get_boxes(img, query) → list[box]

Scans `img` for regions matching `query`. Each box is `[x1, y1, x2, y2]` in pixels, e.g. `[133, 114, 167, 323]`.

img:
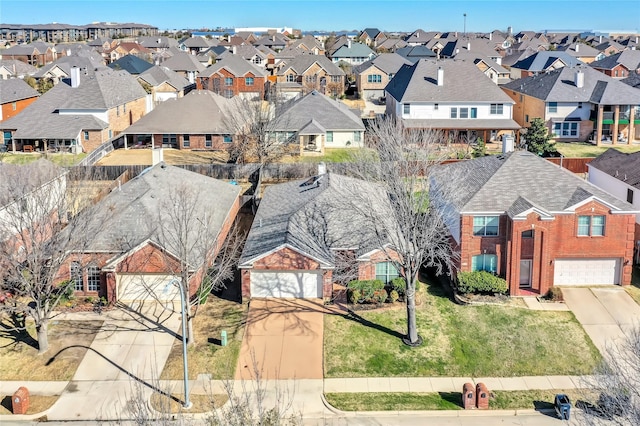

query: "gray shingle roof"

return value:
[385, 59, 514, 103]
[589, 148, 640, 189]
[239, 173, 388, 267]
[511, 51, 583, 72]
[32, 56, 106, 78]
[161, 52, 206, 72]
[276, 55, 344, 76]
[0, 78, 39, 104]
[74, 163, 241, 267]
[503, 64, 640, 105]
[433, 151, 635, 214]
[0, 59, 37, 76]
[198, 54, 267, 78]
[137, 65, 191, 90]
[353, 53, 412, 75]
[273, 91, 364, 132]
[590, 50, 640, 71]
[331, 42, 376, 59]
[122, 90, 232, 134]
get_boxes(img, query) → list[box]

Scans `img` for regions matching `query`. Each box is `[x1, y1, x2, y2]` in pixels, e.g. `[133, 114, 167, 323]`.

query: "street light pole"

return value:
[463, 13, 467, 39]
[167, 277, 192, 409]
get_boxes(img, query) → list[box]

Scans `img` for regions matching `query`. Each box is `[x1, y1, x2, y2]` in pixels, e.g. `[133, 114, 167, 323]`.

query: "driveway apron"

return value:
[236, 298, 326, 380]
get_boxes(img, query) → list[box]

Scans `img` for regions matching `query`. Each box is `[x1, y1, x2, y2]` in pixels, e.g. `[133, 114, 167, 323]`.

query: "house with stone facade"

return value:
[354, 53, 411, 100]
[239, 171, 395, 300]
[431, 151, 638, 296]
[0, 66, 148, 153]
[275, 55, 345, 98]
[502, 64, 640, 145]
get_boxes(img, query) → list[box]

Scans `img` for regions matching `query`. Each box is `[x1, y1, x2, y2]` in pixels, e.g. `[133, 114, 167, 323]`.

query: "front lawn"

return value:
[555, 142, 640, 158]
[160, 295, 247, 380]
[325, 389, 593, 411]
[324, 282, 601, 377]
[625, 266, 640, 306]
[0, 152, 87, 166]
[0, 319, 103, 381]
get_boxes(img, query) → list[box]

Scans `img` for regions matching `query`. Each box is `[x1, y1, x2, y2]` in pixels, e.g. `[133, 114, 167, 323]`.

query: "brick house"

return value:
[1, 42, 55, 66]
[590, 50, 640, 79]
[0, 66, 147, 153]
[118, 90, 235, 150]
[239, 172, 397, 300]
[502, 64, 640, 145]
[430, 151, 638, 296]
[196, 55, 268, 98]
[0, 78, 39, 123]
[275, 55, 346, 98]
[354, 53, 411, 100]
[55, 163, 241, 303]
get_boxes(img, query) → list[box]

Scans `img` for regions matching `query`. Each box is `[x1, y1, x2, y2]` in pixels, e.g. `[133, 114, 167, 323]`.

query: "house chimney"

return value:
[347, 39, 352, 48]
[232, 45, 237, 54]
[70, 66, 81, 88]
[467, 42, 471, 51]
[489, 32, 492, 41]
[152, 147, 164, 166]
[318, 161, 326, 176]
[66, 48, 71, 56]
[437, 66, 444, 86]
[575, 70, 584, 88]
[575, 43, 579, 53]
[599, 35, 603, 43]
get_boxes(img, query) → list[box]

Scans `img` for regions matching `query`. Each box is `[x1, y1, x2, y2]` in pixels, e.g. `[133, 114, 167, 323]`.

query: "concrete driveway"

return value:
[236, 298, 327, 380]
[47, 302, 181, 421]
[562, 287, 640, 357]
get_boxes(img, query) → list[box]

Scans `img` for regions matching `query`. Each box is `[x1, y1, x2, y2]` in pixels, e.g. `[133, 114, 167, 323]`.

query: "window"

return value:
[577, 215, 605, 236]
[70, 261, 83, 291]
[87, 266, 100, 292]
[552, 122, 578, 138]
[83, 131, 89, 140]
[116, 105, 120, 116]
[162, 134, 177, 146]
[286, 74, 296, 83]
[245, 77, 254, 86]
[375, 262, 399, 284]
[123, 103, 126, 113]
[183, 134, 190, 148]
[525, 114, 529, 123]
[331, 75, 341, 83]
[627, 188, 634, 204]
[354, 131, 361, 142]
[305, 75, 317, 83]
[252, 56, 262, 65]
[434, 103, 439, 110]
[578, 102, 582, 109]
[522, 230, 534, 238]
[403, 103, 410, 115]
[548, 102, 558, 113]
[459, 107, 469, 119]
[205, 134, 212, 147]
[223, 135, 232, 143]
[470, 108, 477, 118]
[473, 216, 499, 236]
[367, 74, 382, 83]
[223, 89, 233, 98]
[326, 131, 333, 142]
[471, 254, 497, 273]
[490, 104, 504, 115]
[224, 77, 233, 86]
[12, 102, 17, 111]
[450, 107, 458, 118]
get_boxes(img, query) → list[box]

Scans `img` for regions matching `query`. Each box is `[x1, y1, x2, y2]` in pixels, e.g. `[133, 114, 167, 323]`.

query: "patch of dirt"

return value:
[0, 394, 59, 415]
[95, 148, 229, 166]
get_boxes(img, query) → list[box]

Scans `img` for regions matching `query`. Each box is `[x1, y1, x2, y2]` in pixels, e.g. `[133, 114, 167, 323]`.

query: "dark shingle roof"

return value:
[354, 53, 412, 75]
[433, 151, 635, 214]
[0, 78, 39, 104]
[589, 148, 640, 189]
[108, 54, 154, 74]
[511, 51, 583, 72]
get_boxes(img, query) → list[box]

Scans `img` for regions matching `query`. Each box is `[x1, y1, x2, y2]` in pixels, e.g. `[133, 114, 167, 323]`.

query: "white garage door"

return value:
[117, 274, 180, 302]
[250, 270, 322, 298]
[553, 259, 621, 286]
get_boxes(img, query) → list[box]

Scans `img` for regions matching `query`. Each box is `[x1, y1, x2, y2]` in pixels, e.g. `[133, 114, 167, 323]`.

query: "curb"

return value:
[0, 408, 51, 422]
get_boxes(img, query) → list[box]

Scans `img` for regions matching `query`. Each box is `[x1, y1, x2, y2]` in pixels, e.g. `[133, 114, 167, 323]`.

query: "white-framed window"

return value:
[252, 56, 262, 65]
[87, 265, 100, 292]
[490, 104, 504, 114]
[223, 89, 233, 98]
[375, 261, 399, 284]
[577, 215, 605, 236]
[367, 74, 382, 83]
[326, 131, 333, 142]
[12, 102, 17, 111]
[223, 135, 232, 143]
[331, 75, 341, 83]
[525, 114, 529, 123]
[224, 77, 233, 86]
[460, 108, 469, 119]
[286, 74, 296, 83]
[84, 131, 89, 140]
[245, 77, 254, 86]
[450, 107, 457, 118]
[183, 134, 190, 148]
[403, 103, 410, 115]
[123, 103, 127, 113]
[471, 254, 497, 273]
[434, 103, 439, 110]
[552, 122, 579, 138]
[116, 105, 120, 116]
[548, 102, 558, 113]
[354, 131, 361, 142]
[205, 134, 212, 147]
[473, 216, 499, 236]
[470, 107, 477, 118]
[162, 134, 177, 145]
[70, 261, 83, 291]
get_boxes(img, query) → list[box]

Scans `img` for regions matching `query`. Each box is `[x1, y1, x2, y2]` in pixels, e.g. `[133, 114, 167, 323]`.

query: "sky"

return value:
[2, 0, 639, 33]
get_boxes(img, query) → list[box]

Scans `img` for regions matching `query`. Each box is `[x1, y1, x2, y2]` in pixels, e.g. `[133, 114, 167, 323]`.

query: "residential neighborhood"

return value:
[1, 4, 640, 424]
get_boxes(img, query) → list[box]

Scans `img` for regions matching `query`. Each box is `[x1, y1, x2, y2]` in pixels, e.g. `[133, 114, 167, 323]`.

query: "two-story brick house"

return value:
[431, 151, 638, 296]
[502, 64, 640, 145]
[354, 53, 411, 100]
[590, 50, 640, 79]
[196, 55, 268, 98]
[385, 59, 520, 144]
[275, 55, 346, 98]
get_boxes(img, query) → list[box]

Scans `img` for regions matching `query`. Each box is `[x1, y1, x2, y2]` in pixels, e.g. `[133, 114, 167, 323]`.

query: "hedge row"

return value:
[457, 271, 508, 294]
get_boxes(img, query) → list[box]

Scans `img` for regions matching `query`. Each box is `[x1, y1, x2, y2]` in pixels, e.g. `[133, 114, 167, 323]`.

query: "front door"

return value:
[519, 260, 532, 288]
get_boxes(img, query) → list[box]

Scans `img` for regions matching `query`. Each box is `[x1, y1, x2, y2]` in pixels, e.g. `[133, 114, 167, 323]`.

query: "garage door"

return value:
[553, 259, 621, 286]
[250, 270, 322, 298]
[117, 274, 180, 302]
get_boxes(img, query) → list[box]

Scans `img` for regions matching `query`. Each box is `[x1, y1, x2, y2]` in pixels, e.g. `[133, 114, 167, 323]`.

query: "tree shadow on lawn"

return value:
[0, 315, 38, 350]
[341, 308, 405, 340]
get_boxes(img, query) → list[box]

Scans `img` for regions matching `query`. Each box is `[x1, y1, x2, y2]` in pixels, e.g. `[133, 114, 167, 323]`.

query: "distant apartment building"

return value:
[0, 22, 158, 43]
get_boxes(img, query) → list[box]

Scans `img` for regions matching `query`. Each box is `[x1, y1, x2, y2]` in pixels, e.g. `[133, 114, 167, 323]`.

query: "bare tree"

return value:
[578, 327, 640, 425]
[0, 160, 109, 353]
[154, 182, 244, 345]
[347, 118, 461, 346]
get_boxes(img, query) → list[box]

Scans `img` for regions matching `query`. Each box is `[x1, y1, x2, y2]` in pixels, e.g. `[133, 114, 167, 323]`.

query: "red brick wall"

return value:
[459, 203, 635, 295]
[55, 252, 115, 298]
[197, 69, 266, 97]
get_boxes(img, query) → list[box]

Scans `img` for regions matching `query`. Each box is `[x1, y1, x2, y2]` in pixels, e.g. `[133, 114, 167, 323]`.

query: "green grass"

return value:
[325, 390, 594, 411]
[298, 148, 361, 163]
[324, 282, 601, 378]
[554, 142, 640, 158]
[0, 152, 87, 166]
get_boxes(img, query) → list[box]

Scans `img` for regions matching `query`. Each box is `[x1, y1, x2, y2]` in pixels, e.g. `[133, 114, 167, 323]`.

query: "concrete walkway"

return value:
[562, 286, 640, 357]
